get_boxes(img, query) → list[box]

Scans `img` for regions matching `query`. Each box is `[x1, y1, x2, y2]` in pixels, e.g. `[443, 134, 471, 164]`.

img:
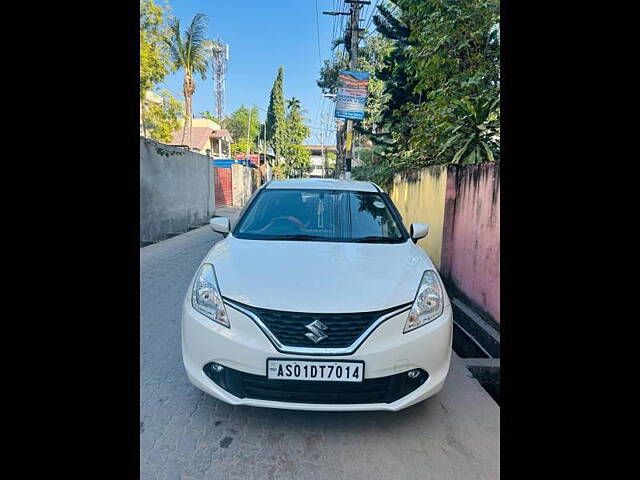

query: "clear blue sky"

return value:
[156, 0, 366, 144]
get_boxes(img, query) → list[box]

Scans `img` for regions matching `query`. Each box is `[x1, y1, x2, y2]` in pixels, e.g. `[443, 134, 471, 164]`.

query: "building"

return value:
[304, 145, 337, 178]
[169, 118, 233, 158]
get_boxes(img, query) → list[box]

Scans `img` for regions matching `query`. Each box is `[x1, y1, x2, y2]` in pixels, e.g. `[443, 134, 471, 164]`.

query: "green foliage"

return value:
[436, 95, 499, 164]
[352, 147, 396, 191]
[230, 138, 253, 156]
[165, 12, 209, 130]
[357, 36, 394, 132]
[281, 97, 312, 177]
[263, 70, 313, 177]
[272, 164, 287, 179]
[329, 0, 499, 185]
[316, 34, 393, 155]
[284, 98, 310, 145]
[283, 144, 312, 177]
[144, 90, 183, 142]
[166, 13, 209, 81]
[154, 146, 185, 157]
[266, 67, 287, 160]
[140, 0, 172, 99]
[317, 53, 348, 95]
[200, 110, 215, 120]
[398, 0, 500, 165]
[226, 106, 260, 150]
[325, 151, 337, 177]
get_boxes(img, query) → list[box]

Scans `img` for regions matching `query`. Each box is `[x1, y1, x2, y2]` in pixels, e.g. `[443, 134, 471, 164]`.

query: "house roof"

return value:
[211, 129, 233, 142]
[169, 126, 233, 151]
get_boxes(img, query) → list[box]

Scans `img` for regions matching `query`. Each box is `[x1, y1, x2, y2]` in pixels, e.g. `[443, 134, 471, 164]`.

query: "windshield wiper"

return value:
[268, 234, 332, 241]
[351, 236, 397, 243]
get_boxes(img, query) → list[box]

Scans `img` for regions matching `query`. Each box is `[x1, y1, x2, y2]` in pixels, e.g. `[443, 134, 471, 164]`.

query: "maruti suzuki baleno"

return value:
[182, 178, 452, 411]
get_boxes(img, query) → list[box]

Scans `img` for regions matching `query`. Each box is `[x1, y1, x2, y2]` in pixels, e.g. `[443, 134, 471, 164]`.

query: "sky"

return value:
[155, 0, 377, 145]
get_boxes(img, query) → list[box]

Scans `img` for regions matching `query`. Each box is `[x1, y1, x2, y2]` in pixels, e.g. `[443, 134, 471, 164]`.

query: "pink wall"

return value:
[441, 163, 500, 324]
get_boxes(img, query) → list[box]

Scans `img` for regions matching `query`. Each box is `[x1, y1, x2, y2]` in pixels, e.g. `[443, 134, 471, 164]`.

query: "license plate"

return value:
[267, 359, 364, 382]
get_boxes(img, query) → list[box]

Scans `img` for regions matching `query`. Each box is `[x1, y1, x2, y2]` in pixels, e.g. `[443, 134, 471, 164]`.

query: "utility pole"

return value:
[322, 8, 351, 180]
[245, 106, 253, 163]
[343, 0, 369, 180]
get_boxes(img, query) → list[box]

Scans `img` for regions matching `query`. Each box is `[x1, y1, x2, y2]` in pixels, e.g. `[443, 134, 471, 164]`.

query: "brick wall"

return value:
[215, 167, 232, 207]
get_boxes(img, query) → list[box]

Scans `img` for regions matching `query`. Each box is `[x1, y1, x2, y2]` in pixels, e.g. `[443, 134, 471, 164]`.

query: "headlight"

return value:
[191, 263, 230, 328]
[404, 270, 444, 333]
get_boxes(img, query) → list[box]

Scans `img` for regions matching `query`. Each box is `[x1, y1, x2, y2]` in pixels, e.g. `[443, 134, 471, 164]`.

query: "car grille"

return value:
[204, 363, 429, 404]
[230, 302, 410, 348]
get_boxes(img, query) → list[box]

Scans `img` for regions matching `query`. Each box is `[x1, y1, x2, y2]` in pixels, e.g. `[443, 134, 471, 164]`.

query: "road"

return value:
[140, 225, 500, 480]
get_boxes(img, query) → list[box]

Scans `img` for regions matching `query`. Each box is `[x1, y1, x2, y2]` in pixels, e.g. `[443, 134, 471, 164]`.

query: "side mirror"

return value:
[210, 217, 230, 235]
[410, 222, 429, 243]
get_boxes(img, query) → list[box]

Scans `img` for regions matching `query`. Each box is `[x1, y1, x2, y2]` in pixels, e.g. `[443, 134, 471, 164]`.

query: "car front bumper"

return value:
[181, 297, 453, 411]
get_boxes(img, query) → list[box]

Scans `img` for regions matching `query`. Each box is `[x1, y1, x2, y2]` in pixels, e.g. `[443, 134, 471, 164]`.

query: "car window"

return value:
[349, 192, 403, 240]
[234, 189, 407, 243]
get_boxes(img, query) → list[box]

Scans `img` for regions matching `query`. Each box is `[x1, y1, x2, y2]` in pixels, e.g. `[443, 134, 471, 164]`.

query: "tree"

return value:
[282, 97, 311, 177]
[166, 13, 209, 144]
[399, 0, 500, 165]
[284, 98, 308, 145]
[226, 105, 260, 151]
[367, 0, 420, 161]
[326, 151, 337, 176]
[199, 110, 214, 121]
[349, 0, 499, 185]
[284, 144, 312, 177]
[266, 67, 287, 163]
[140, 0, 171, 99]
[230, 138, 253, 156]
[143, 90, 183, 142]
[317, 34, 392, 175]
[286, 97, 301, 111]
[140, 0, 172, 136]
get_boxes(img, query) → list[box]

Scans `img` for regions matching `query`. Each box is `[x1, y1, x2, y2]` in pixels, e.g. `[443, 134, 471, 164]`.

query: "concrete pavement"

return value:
[140, 226, 500, 480]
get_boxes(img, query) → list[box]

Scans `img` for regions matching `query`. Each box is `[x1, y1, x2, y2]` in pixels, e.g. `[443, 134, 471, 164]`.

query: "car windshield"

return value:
[234, 189, 407, 243]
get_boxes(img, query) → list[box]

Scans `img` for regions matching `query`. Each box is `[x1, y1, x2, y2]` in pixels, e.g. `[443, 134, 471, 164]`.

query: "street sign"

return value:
[335, 70, 369, 121]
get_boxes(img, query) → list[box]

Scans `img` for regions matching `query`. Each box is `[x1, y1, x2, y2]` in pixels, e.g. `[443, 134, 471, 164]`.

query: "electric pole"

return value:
[245, 106, 253, 162]
[343, 0, 368, 180]
[322, 7, 350, 179]
[323, 2, 369, 179]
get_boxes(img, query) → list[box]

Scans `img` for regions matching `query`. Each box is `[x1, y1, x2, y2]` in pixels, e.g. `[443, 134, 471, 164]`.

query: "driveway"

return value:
[140, 226, 500, 480]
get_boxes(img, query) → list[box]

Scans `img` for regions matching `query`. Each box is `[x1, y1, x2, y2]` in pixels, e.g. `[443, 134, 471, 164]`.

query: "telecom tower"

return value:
[208, 41, 229, 125]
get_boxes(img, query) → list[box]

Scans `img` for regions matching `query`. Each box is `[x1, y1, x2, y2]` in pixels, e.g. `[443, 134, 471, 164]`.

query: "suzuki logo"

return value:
[305, 320, 328, 344]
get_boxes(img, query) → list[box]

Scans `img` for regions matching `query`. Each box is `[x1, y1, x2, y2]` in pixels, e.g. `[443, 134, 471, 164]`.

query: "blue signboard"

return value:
[335, 70, 370, 121]
[212, 159, 251, 169]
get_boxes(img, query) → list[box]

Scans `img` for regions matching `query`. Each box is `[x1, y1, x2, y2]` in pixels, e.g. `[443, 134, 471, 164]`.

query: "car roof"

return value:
[264, 178, 380, 192]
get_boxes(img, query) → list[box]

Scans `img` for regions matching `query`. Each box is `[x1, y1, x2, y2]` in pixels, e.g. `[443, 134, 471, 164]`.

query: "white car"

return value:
[182, 178, 452, 411]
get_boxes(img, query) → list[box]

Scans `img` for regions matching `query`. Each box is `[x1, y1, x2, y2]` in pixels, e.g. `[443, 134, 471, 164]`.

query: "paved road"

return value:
[140, 226, 500, 480]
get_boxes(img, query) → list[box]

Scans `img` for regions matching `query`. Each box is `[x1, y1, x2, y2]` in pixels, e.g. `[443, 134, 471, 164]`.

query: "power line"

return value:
[314, 0, 322, 68]
[364, 2, 398, 38]
[362, 0, 380, 34]
[252, 104, 334, 132]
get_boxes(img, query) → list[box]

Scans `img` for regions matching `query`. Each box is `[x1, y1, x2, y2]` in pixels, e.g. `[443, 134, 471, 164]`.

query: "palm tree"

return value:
[287, 97, 301, 112]
[166, 13, 209, 144]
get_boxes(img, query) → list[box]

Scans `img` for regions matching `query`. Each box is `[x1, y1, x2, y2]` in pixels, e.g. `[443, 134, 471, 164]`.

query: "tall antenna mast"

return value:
[208, 40, 228, 125]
